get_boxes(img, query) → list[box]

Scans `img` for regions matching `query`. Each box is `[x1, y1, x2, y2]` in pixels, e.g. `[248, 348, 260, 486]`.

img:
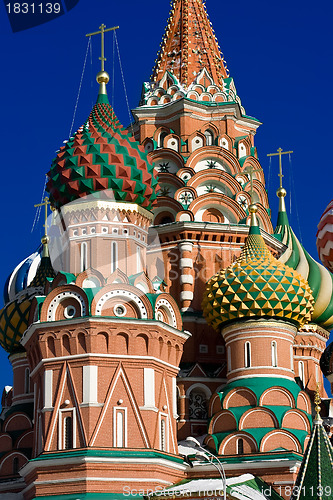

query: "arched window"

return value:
[237, 438, 244, 455]
[25, 368, 30, 394]
[298, 361, 305, 386]
[64, 416, 73, 449]
[271, 341, 277, 367]
[227, 346, 231, 372]
[245, 342, 251, 368]
[204, 129, 214, 146]
[189, 389, 208, 420]
[80, 242, 88, 272]
[111, 241, 118, 273]
[13, 457, 19, 475]
[160, 418, 166, 451]
[159, 131, 168, 148]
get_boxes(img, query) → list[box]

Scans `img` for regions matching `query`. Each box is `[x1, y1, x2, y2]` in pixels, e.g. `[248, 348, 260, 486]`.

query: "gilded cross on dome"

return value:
[86, 24, 119, 72]
[267, 147, 293, 189]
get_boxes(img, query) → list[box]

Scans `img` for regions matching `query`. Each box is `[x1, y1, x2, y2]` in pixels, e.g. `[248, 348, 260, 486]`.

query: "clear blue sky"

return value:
[0, 0, 332, 392]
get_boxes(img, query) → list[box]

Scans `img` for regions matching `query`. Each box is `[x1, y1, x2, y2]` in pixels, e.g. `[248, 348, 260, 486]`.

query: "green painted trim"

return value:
[29, 448, 184, 464]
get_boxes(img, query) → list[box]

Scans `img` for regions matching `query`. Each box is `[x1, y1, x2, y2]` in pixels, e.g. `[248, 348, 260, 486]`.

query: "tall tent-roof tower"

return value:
[151, 0, 229, 88]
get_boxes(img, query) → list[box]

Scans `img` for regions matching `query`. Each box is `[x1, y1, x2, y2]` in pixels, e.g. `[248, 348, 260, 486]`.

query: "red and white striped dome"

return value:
[317, 199, 333, 273]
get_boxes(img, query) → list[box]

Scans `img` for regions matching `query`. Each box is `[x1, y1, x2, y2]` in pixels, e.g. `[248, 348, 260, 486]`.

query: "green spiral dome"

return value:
[47, 94, 158, 210]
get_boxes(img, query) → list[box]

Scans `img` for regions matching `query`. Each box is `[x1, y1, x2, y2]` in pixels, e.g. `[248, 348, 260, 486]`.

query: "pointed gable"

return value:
[151, 0, 229, 88]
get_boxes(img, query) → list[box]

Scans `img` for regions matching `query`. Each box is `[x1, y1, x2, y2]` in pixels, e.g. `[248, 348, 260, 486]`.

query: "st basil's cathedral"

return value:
[1, 1, 333, 499]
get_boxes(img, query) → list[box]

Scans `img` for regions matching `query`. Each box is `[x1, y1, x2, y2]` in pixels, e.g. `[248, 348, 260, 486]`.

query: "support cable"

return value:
[69, 37, 91, 137]
[114, 31, 134, 135]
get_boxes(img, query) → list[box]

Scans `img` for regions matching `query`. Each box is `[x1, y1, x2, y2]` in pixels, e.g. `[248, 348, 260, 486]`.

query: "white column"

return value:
[82, 365, 98, 404]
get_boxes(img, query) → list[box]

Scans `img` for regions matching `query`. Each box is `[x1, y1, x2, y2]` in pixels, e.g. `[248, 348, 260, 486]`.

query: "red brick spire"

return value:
[151, 0, 229, 88]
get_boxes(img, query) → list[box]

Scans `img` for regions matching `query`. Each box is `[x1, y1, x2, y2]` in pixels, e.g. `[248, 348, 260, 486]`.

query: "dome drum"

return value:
[222, 319, 297, 382]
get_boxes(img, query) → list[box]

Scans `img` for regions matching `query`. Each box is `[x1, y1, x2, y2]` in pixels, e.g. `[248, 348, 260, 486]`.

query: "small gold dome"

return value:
[96, 71, 110, 84]
[41, 235, 50, 245]
[202, 230, 314, 331]
[249, 203, 258, 213]
[277, 187, 287, 198]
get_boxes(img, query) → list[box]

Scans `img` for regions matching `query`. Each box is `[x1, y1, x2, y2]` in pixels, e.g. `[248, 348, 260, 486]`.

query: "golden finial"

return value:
[314, 383, 322, 423]
[86, 24, 119, 95]
[267, 148, 293, 212]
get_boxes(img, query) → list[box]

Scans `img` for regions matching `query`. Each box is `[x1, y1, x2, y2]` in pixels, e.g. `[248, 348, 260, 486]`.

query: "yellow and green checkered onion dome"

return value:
[202, 231, 314, 330]
[0, 296, 32, 353]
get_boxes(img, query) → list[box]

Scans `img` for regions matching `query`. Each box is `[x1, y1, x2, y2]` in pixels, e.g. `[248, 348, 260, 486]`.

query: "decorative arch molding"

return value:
[154, 196, 184, 214]
[296, 392, 311, 413]
[150, 148, 185, 171]
[186, 383, 212, 399]
[157, 173, 184, 190]
[15, 429, 33, 449]
[153, 209, 177, 225]
[208, 410, 237, 434]
[281, 409, 311, 432]
[220, 134, 233, 150]
[259, 386, 295, 407]
[75, 268, 104, 289]
[187, 146, 242, 176]
[218, 431, 258, 455]
[164, 134, 180, 152]
[242, 157, 265, 182]
[142, 137, 155, 154]
[239, 407, 278, 430]
[260, 429, 302, 453]
[188, 169, 242, 196]
[244, 179, 269, 208]
[175, 210, 194, 222]
[223, 387, 257, 409]
[189, 193, 247, 223]
[154, 293, 182, 330]
[106, 268, 129, 285]
[3, 413, 32, 433]
[209, 393, 222, 417]
[0, 450, 28, 474]
[90, 283, 153, 320]
[40, 285, 89, 323]
[201, 122, 219, 138]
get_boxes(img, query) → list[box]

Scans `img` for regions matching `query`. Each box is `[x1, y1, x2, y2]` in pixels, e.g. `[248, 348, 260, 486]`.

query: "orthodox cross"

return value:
[243, 165, 262, 204]
[86, 24, 119, 71]
[34, 197, 51, 236]
[267, 148, 293, 189]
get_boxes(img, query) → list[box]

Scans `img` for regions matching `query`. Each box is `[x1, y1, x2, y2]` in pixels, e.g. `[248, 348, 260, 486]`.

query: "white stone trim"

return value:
[180, 291, 193, 301]
[180, 275, 194, 285]
[82, 365, 98, 405]
[179, 258, 193, 268]
[143, 368, 155, 408]
[44, 370, 53, 409]
[95, 289, 148, 319]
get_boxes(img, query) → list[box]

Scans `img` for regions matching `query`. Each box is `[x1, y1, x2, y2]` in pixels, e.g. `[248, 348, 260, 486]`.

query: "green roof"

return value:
[290, 418, 333, 500]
